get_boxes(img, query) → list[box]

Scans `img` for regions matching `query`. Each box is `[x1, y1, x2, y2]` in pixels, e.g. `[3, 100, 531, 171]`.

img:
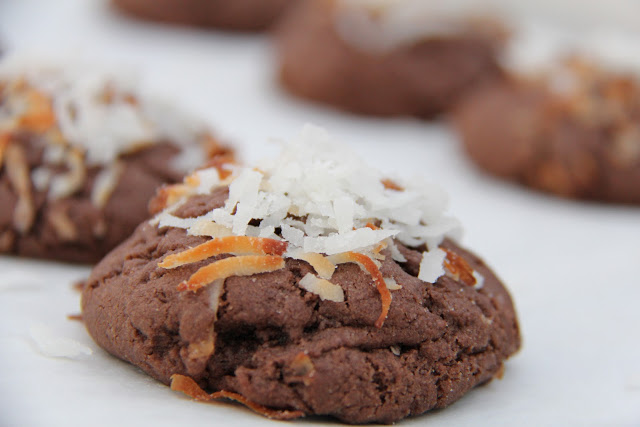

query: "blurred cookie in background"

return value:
[111, 0, 295, 31]
[0, 55, 233, 263]
[455, 56, 640, 204]
[276, 0, 509, 118]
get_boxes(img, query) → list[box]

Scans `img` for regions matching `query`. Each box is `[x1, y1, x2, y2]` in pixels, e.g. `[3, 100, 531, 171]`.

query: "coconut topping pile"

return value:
[0, 55, 219, 212]
[530, 58, 640, 167]
[153, 125, 473, 328]
[333, 0, 505, 53]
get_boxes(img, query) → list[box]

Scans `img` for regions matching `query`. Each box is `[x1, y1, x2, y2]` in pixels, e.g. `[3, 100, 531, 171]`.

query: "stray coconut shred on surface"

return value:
[152, 125, 476, 328]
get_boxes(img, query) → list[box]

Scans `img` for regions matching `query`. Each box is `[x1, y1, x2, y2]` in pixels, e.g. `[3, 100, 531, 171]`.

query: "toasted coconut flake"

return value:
[170, 374, 305, 420]
[149, 184, 191, 214]
[5, 144, 35, 233]
[0, 133, 9, 167]
[91, 162, 124, 208]
[382, 178, 404, 191]
[203, 153, 236, 181]
[178, 255, 285, 292]
[208, 279, 225, 317]
[48, 148, 86, 200]
[473, 270, 485, 289]
[289, 252, 336, 279]
[288, 352, 316, 386]
[494, 364, 506, 380]
[384, 277, 402, 290]
[329, 251, 391, 328]
[159, 236, 288, 270]
[418, 248, 446, 283]
[371, 240, 387, 261]
[170, 374, 211, 400]
[48, 207, 78, 241]
[148, 185, 173, 216]
[443, 248, 477, 287]
[20, 88, 56, 132]
[299, 273, 345, 302]
[67, 313, 83, 322]
[153, 209, 196, 230]
[188, 219, 233, 238]
[185, 173, 200, 187]
[186, 338, 215, 363]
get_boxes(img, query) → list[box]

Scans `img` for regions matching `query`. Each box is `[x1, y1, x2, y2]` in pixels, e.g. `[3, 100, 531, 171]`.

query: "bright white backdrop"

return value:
[0, 1, 639, 426]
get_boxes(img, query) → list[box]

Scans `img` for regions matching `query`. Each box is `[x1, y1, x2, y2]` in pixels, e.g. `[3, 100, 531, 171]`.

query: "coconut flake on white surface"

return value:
[29, 323, 93, 359]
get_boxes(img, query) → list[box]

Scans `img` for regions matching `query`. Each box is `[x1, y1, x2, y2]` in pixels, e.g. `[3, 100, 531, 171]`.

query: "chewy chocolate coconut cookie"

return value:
[0, 58, 231, 263]
[82, 125, 520, 423]
[455, 57, 640, 204]
[276, 0, 507, 118]
[112, 0, 294, 31]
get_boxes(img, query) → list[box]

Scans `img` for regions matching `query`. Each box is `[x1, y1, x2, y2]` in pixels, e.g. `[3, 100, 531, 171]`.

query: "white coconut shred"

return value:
[152, 124, 463, 284]
[333, 0, 501, 53]
[0, 54, 208, 172]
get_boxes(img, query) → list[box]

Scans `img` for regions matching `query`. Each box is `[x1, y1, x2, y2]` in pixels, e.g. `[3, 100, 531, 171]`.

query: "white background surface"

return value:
[1, 1, 640, 426]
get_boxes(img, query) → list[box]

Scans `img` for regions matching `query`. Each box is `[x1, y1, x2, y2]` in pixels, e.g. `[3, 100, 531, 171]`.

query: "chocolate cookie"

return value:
[82, 126, 520, 424]
[112, 0, 294, 31]
[455, 58, 640, 204]
[276, 0, 507, 118]
[0, 58, 232, 263]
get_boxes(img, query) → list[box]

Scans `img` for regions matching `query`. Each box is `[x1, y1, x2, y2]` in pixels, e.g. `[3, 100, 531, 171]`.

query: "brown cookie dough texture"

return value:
[276, 0, 507, 118]
[0, 59, 232, 263]
[82, 127, 520, 423]
[112, 0, 294, 31]
[455, 58, 640, 204]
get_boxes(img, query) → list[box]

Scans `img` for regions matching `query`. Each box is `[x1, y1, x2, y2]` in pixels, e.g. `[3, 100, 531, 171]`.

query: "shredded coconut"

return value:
[299, 273, 345, 302]
[153, 125, 461, 260]
[0, 54, 209, 168]
[473, 271, 485, 289]
[334, 0, 502, 53]
[153, 125, 462, 288]
[384, 277, 402, 290]
[418, 247, 447, 283]
[29, 323, 93, 359]
[91, 162, 124, 208]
